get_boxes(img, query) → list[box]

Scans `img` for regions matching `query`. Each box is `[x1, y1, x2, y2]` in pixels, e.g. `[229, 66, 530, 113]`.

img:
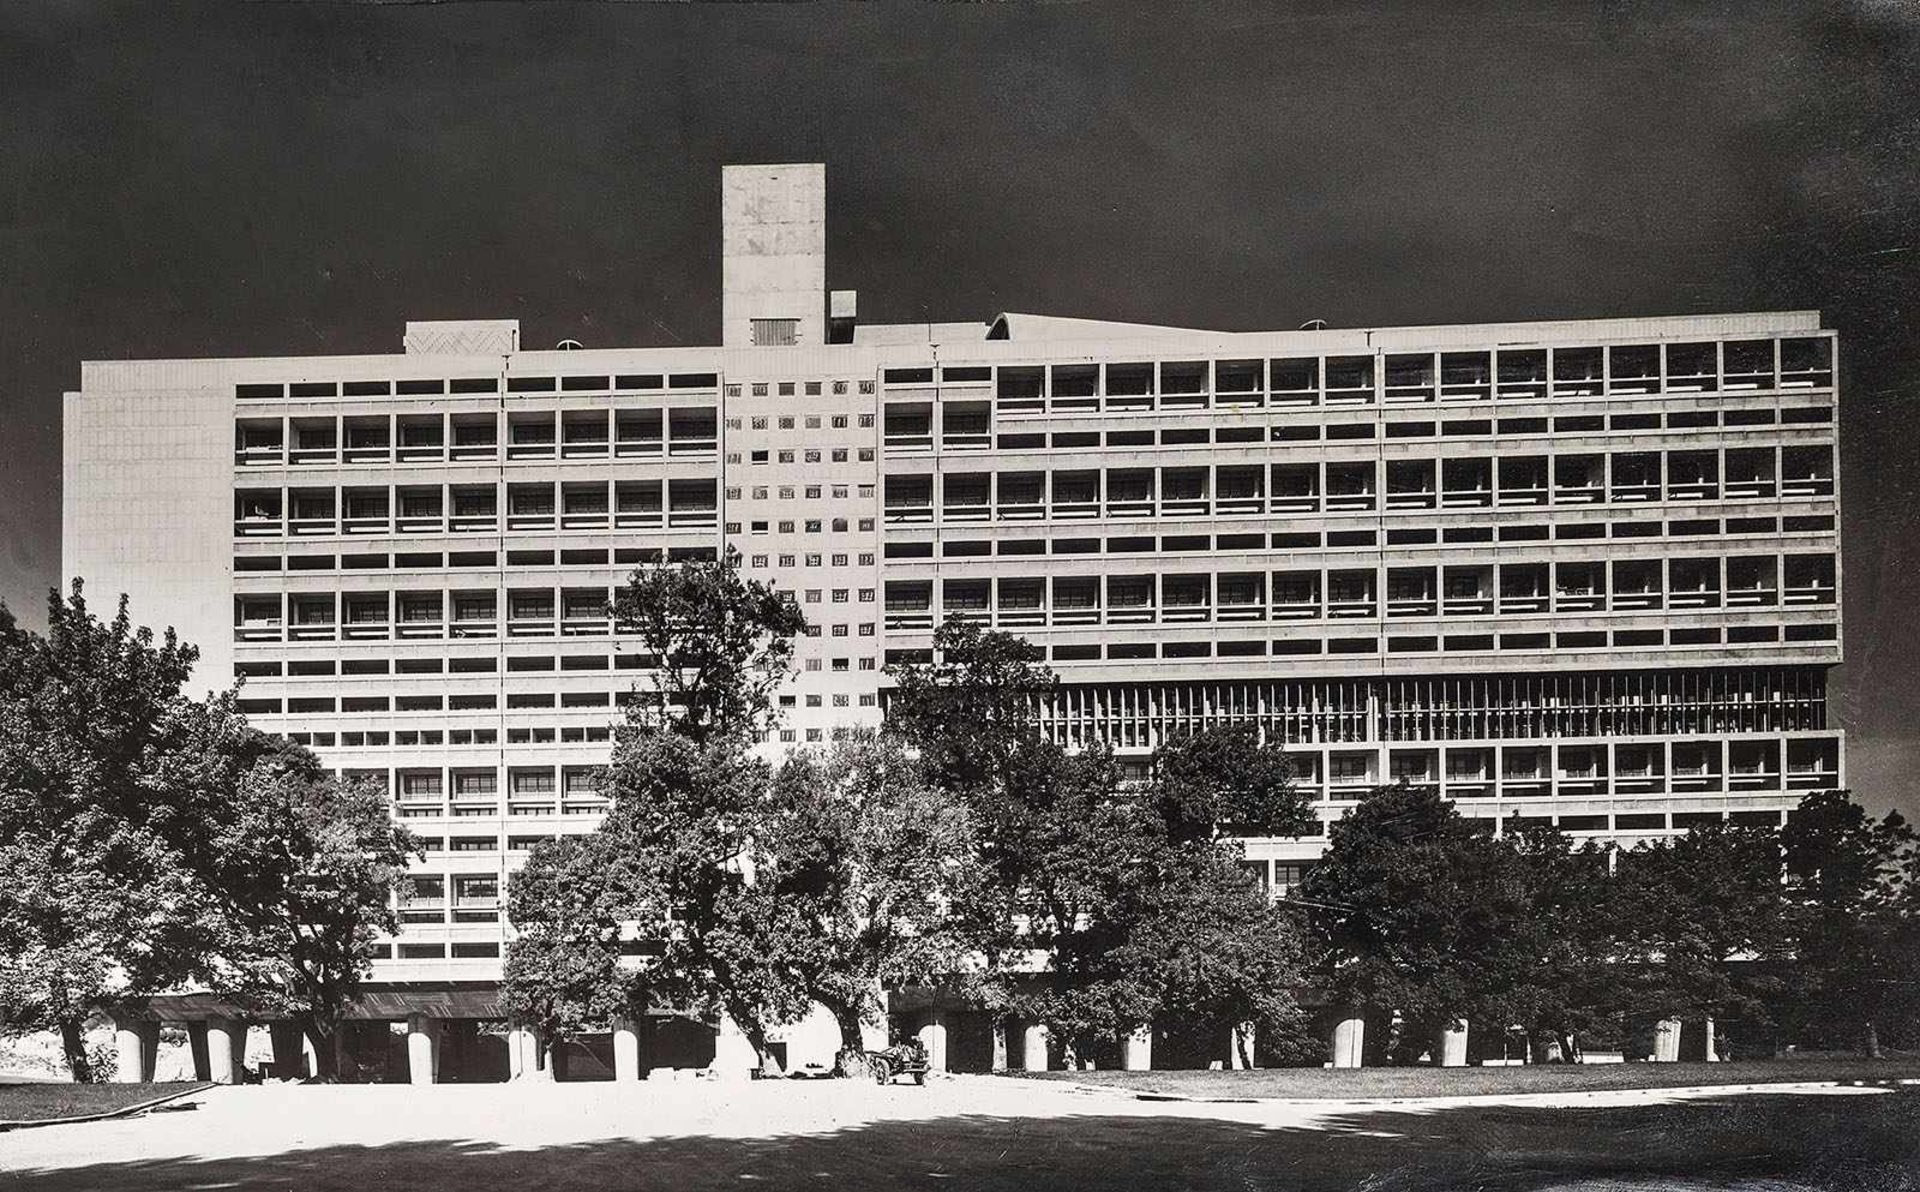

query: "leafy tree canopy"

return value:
[610, 548, 807, 744]
[0, 582, 204, 1079]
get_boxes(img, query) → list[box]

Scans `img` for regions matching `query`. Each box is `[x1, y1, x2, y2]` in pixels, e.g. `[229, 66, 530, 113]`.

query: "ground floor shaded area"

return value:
[2, 1076, 1915, 1191]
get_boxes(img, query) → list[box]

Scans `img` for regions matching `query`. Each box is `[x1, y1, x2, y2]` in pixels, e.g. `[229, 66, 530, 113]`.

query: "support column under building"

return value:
[711, 1015, 759, 1080]
[406, 1014, 441, 1085]
[990, 1020, 1009, 1073]
[613, 1017, 642, 1082]
[113, 1019, 159, 1084]
[917, 1011, 949, 1072]
[1703, 1017, 1719, 1062]
[1331, 1014, 1366, 1069]
[508, 1026, 549, 1082]
[1652, 1018, 1683, 1063]
[1021, 1022, 1050, 1072]
[1123, 1027, 1153, 1072]
[205, 1018, 246, 1085]
[1440, 1021, 1470, 1068]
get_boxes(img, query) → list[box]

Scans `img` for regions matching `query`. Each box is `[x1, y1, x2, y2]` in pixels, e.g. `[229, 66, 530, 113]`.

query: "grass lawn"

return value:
[0, 1081, 211, 1124]
[1019, 1055, 1920, 1100]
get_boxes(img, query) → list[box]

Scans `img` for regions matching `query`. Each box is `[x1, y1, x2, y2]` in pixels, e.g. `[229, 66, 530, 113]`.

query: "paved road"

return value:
[2, 1076, 1914, 1190]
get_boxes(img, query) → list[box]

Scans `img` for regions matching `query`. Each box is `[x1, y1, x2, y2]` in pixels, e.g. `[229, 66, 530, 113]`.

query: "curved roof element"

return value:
[987, 312, 1223, 341]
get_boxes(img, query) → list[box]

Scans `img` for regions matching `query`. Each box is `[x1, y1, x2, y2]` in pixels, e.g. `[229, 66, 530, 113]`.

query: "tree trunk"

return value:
[1862, 1020, 1882, 1060]
[740, 1017, 771, 1070]
[59, 1018, 94, 1083]
[830, 1002, 870, 1077]
[303, 1018, 343, 1082]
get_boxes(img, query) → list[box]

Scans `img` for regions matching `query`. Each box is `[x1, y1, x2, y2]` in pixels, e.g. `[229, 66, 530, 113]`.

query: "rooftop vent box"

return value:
[829, 289, 857, 344]
[404, 320, 521, 356]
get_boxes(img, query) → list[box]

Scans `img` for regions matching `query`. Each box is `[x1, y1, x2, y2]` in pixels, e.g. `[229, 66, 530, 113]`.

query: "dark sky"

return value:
[3, 1, 1916, 810]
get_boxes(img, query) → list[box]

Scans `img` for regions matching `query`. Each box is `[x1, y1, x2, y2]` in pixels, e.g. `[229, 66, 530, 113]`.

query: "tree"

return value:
[1610, 822, 1794, 1043]
[504, 553, 815, 1068]
[173, 709, 417, 1080]
[610, 547, 808, 744]
[763, 731, 976, 1062]
[1489, 827, 1620, 1061]
[884, 619, 1057, 794]
[500, 832, 641, 1072]
[1300, 782, 1538, 1056]
[889, 627, 1313, 1064]
[1146, 724, 1315, 845]
[0, 583, 204, 1081]
[587, 730, 818, 1066]
[1781, 789, 1920, 1056]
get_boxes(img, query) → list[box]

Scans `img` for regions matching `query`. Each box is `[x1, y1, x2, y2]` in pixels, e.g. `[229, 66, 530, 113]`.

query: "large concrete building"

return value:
[65, 164, 1842, 1080]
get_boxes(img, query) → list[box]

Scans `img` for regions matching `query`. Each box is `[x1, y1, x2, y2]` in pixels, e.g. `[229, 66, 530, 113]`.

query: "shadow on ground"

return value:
[8, 1088, 1918, 1191]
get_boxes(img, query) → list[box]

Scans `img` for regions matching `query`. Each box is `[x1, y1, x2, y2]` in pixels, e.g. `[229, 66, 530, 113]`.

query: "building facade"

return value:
[64, 164, 1842, 1073]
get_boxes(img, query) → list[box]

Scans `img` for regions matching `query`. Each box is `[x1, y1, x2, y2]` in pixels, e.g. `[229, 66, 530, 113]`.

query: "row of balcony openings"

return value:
[877, 448, 1837, 523]
[878, 402, 1832, 452]
[234, 479, 720, 536]
[233, 408, 719, 465]
[926, 338, 1835, 411]
[877, 623, 1837, 665]
[878, 556, 1838, 628]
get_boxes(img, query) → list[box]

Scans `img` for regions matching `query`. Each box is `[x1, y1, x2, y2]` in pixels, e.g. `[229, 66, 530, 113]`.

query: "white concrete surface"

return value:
[0, 1075, 1894, 1190]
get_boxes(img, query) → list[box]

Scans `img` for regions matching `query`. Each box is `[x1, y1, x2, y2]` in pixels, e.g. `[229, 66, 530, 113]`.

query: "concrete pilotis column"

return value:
[113, 1020, 159, 1083]
[1123, 1027, 1153, 1071]
[990, 1020, 1009, 1072]
[711, 1015, 758, 1080]
[1703, 1017, 1718, 1062]
[613, 1017, 642, 1082]
[529, 1029, 555, 1082]
[406, 1014, 441, 1085]
[1020, 1022, 1050, 1072]
[1330, 1014, 1366, 1069]
[303, 1033, 321, 1080]
[206, 1018, 246, 1084]
[507, 1026, 539, 1081]
[1652, 1018, 1683, 1063]
[1440, 1021, 1470, 1068]
[916, 1011, 950, 1072]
